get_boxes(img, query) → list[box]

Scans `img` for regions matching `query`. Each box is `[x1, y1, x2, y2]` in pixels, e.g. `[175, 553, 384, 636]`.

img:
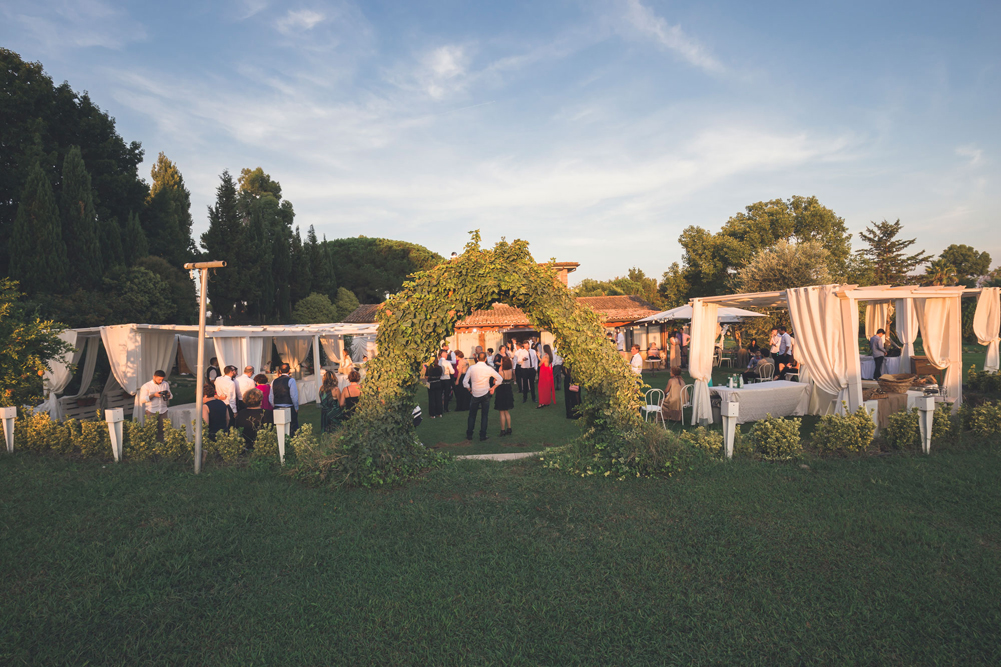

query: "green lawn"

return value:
[3, 447, 1001, 664]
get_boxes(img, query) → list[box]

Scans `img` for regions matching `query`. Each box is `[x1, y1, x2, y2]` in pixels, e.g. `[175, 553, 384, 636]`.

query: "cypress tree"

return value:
[59, 147, 103, 287]
[10, 161, 68, 293]
[124, 211, 149, 264]
[244, 198, 273, 323]
[100, 216, 126, 270]
[289, 226, 312, 306]
[144, 153, 195, 266]
[201, 170, 243, 320]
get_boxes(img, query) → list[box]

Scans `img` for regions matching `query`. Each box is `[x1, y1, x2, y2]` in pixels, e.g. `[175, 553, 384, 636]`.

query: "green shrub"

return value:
[75, 419, 112, 459]
[123, 418, 191, 462]
[883, 404, 953, 450]
[967, 366, 1001, 394]
[812, 405, 875, 454]
[748, 415, 802, 459]
[678, 427, 723, 454]
[969, 402, 1001, 437]
[207, 427, 245, 463]
[252, 424, 280, 462]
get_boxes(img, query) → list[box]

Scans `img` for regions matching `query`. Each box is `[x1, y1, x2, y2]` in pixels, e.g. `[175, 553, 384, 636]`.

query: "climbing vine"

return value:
[322, 234, 681, 486]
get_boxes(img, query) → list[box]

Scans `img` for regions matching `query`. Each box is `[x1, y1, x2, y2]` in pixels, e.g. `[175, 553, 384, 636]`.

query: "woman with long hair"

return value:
[663, 366, 686, 422]
[339, 370, 362, 416]
[537, 352, 556, 408]
[426, 356, 444, 418]
[669, 330, 681, 368]
[453, 350, 470, 412]
[494, 356, 515, 436]
[319, 370, 344, 432]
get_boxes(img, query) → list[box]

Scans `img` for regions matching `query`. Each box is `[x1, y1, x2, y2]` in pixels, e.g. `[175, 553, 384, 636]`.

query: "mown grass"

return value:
[3, 442, 1001, 665]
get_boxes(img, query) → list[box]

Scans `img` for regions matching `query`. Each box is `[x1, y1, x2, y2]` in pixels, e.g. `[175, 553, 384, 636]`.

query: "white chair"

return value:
[755, 363, 775, 383]
[712, 347, 722, 367]
[642, 388, 666, 427]
[681, 384, 694, 424]
[718, 347, 733, 368]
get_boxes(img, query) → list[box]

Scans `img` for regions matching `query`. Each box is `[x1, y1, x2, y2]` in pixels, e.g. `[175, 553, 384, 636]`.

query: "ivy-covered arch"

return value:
[334, 235, 675, 486]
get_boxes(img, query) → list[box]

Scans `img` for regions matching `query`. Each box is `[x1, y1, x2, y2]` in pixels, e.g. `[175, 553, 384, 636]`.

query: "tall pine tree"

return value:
[100, 216, 126, 270]
[9, 161, 68, 293]
[59, 146, 103, 287]
[144, 153, 194, 266]
[858, 219, 930, 286]
[308, 226, 336, 299]
[124, 210, 149, 264]
[201, 170, 244, 321]
[289, 226, 312, 307]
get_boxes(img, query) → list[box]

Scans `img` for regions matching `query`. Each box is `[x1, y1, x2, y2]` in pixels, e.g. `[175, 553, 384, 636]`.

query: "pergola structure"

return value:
[40, 322, 379, 422]
[687, 284, 1000, 425]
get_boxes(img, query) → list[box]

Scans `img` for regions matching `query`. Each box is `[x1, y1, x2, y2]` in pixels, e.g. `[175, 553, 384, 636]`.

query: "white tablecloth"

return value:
[167, 403, 199, 440]
[710, 380, 812, 424]
[860, 355, 901, 380]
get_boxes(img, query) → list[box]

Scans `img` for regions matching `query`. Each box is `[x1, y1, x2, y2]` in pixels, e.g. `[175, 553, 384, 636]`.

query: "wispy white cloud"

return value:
[620, 0, 723, 73]
[2, 0, 146, 50]
[276, 8, 325, 35]
[956, 144, 984, 166]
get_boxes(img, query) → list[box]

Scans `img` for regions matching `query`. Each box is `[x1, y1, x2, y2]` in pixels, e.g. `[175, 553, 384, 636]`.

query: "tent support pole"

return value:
[313, 334, 322, 404]
[840, 295, 863, 413]
[184, 260, 226, 475]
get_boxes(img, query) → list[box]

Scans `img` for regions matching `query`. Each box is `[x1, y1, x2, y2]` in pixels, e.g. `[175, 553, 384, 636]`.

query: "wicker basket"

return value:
[877, 373, 916, 394]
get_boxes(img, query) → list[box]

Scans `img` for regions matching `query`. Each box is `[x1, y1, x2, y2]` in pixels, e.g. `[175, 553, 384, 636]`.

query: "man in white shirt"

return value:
[551, 347, 564, 390]
[439, 349, 455, 412]
[769, 328, 781, 356]
[236, 365, 256, 410]
[463, 353, 503, 441]
[513, 340, 538, 403]
[214, 365, 239, 415]
[630, 345, 644, 376]
[139, 370, 172, 441]
[616, 330, 626, 359]
[776, 326, 793, 372]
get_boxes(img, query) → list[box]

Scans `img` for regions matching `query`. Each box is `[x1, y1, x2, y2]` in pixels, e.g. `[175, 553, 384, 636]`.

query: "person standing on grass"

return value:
[494, 356, 515, 436]
[616, 329, 626, 359]
[439, 349, 455, 413]
[214, 365, 239, 417]
[206, 357, 221, 383]
[463, 352, 502, 442]
[318, 371, 343, 433]
[563, 365, 581, 419]
[776, 326, 792, 373]
[537, 353, 556, 408]
[663, 367, 686, 422]
[871, 328, 887, 378]
[202, 383, 229, 440]
[233, 388, 273, 450]
[139, 370, 172, 442]
[236, 365, 256, 411]
[630, 345, 644, 376]
[271, 363, 299, 436]
[426, 356, 445, 418]
[514, 340, 538, 403]
[453, 351, 470, 412]
[254, 373, 273, 410]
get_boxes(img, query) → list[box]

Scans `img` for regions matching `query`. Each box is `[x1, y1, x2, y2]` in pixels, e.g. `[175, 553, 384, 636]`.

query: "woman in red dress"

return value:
[537, 353, 556, 408]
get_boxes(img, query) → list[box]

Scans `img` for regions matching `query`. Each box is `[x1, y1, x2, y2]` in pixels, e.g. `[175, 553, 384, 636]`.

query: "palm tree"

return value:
[922, 259, 959, 286]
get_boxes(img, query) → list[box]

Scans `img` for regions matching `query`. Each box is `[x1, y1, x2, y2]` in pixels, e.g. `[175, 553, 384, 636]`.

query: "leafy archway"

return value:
[333, 235, 677, 486]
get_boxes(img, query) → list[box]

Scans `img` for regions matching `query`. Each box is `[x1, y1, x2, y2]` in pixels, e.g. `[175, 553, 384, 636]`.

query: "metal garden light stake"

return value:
[183, 260, 227, 474]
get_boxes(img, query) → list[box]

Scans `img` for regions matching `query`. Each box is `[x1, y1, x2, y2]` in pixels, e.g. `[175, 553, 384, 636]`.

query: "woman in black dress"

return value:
[494, 356, 515, 436]
[426, 357, 444, 418]
[201, 383, 230, 438]
[339, 370, 362, 417]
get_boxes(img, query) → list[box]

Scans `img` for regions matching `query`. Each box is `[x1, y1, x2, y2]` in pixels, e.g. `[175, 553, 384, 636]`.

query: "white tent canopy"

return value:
[635, 304, 767, 324]
[687, 284, 992, 425]
[38, 322, 379, 422]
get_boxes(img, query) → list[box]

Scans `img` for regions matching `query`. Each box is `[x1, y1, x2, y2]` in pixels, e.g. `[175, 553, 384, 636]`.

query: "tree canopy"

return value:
[324, 237, 443, 303]
[573, 268, 664, 309]
[938, 244, 991, 288]
[857, 219, 929, 286]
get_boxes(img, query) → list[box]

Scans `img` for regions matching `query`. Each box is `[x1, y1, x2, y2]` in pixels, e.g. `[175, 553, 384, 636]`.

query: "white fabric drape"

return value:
[689, 300, 718, 425]
[176, 335, 214, 375]
[348, 334, 377, 362]
[914, 297, 962, 405]
[247, 337, 270, 373]
[274, 337, 311, 372]
[212, 337, 246, 371]
[101, 325, 179, 421]
[320, 336, 349, 367]
[865, 302, 893, 340]
[787, 285, 850, 415]
[973, 287, 1001, 372]
[39, 330, 80, 418]
[894, 298, 920, 374]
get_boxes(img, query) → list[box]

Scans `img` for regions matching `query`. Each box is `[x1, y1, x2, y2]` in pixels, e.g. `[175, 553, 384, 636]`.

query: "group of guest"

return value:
[740, 327, 800, 383]
[423, 338, 581, 441]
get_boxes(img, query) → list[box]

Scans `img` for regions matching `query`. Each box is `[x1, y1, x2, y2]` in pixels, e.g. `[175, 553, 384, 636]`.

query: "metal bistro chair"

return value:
[642, 388, 666, 427]
[755, 362, 775, 383]
[719, 348, 733, 368]
[681, 384, 694, 424]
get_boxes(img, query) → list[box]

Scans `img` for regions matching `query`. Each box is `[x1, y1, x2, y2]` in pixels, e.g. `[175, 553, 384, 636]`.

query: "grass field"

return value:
[3, 444, 1001, 665]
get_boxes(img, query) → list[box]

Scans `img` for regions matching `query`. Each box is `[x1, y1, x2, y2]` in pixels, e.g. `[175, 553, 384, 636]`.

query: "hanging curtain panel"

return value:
[100, 325, 179, 422]
[275, 337, 311, 372]
[176, 335, 215, 376]
[894, 298, 920, 374]
[787, 285, 851, 415]
[212, 337, 246, 371]
[865, 302, 893, 340]
[973, 287, 1000, 372]
[689, 300, 718, 425]
[914, 297, 963, 406]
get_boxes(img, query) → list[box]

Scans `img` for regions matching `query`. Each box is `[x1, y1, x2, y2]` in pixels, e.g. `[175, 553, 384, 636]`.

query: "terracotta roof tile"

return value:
[341, 304, 381, 323]
[455, 296, 659, 328]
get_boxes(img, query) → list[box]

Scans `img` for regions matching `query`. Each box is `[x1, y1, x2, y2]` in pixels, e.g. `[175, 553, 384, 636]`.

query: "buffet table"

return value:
[709, 380, 811, 424]
[860, 355, 901, 380]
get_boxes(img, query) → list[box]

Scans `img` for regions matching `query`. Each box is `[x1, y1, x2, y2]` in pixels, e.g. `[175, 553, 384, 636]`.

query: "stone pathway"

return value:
[454, 451, 541, 461]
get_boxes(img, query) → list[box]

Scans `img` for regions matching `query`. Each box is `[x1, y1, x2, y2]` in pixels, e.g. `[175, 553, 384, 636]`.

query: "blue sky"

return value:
[2, 0, 999, 282]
